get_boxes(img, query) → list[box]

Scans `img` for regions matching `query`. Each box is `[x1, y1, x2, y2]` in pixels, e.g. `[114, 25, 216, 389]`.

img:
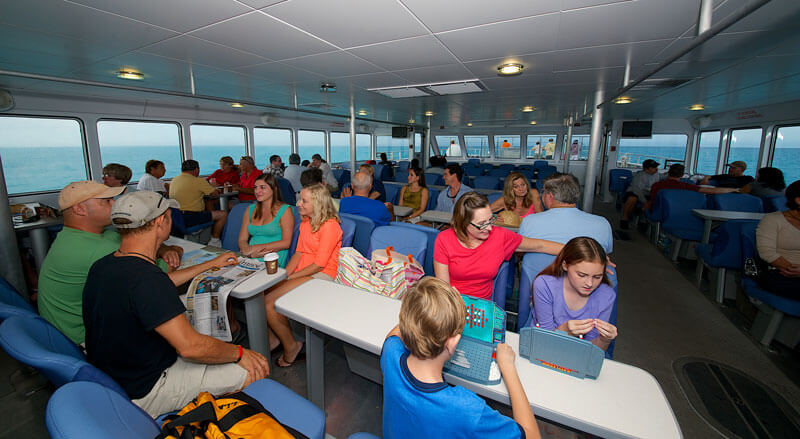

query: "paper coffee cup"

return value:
[264, 252, 279, 274]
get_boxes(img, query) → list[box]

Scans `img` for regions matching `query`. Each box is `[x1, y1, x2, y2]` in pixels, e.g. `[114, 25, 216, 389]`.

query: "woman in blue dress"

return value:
[237, 173, 294, 267]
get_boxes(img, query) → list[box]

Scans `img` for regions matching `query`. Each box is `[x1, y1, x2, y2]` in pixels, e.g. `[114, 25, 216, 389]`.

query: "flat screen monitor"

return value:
[621, 121, 652, 138]
[392, 126, 408, 138]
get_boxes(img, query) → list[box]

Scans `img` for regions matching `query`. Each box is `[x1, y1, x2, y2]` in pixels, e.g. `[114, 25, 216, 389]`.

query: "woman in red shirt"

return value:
[434, 192, 562, 300]
[264, 184, 342, 367]
[206, 156, 240, 186]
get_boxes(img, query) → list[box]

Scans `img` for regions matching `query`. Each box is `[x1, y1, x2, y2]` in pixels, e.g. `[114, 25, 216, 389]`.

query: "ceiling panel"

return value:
[68, 0, 251, 33]
[140, 35, 270, 70]
[714, 0, 800, 33]
[233, 61, 325, 84]
[231, 0, 286, 10]
[325, 72, 410, 90]
[190, 11, 338, 61]
[348, 36, 459, 71]
[392, 64, 475, 84]
[438, 14, 558, 62]
[402, 0, 560, 33]
[265, 0, 429, 48]
[281, 51, 384, 79]
[553, 40, 672, 72]
[0, 25, 115, 76]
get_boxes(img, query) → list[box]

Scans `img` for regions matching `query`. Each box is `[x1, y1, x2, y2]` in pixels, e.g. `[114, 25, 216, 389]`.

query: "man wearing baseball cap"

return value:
[82, 191, 269, 416]
[620, 159, 663, 229]
[699, 160, 755, 188]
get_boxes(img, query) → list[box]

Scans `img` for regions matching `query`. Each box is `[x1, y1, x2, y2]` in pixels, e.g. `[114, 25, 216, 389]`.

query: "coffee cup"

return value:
[264, 253, 279, 275]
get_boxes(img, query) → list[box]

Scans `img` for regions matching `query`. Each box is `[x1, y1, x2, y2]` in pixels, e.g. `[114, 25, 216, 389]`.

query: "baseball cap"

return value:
[642, 159, 660, 169]
[726, 160, 747, 170]
[58, 181, 125, 210]
[110, 191, 179, 229]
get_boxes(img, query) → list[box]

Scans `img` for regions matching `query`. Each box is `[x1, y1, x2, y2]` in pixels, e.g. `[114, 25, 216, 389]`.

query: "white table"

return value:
[691, 209, 765, 301]
[392, 205, 413, 218]
[419, 210, 519, 233]
[206, 190, 239, 212]
[13, 216, 63, 270]
[275, 280, 682, 439]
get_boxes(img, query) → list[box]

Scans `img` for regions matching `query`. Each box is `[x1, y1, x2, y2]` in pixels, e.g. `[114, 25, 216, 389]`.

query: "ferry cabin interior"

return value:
[2, 0, 800, 438]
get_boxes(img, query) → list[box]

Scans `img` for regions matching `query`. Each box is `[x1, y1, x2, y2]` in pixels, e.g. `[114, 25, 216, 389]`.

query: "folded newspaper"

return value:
[181, 257, 262, 342]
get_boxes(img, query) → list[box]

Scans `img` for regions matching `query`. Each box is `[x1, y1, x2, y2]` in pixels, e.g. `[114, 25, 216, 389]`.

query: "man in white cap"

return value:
[83, 191, 269, 417]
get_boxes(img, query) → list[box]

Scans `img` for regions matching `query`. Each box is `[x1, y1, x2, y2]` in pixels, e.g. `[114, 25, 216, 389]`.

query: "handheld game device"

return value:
[443, 296, 506, 385]
[518, 326, 605, 379]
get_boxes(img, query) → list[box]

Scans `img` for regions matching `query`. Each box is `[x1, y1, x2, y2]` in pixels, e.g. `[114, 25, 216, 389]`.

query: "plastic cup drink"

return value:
[224, 183, 232, 193]
[264, 253, 279, 275]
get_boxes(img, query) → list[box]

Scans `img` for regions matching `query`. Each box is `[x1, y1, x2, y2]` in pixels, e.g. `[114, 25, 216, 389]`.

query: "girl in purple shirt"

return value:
[531, 237, 618, 351]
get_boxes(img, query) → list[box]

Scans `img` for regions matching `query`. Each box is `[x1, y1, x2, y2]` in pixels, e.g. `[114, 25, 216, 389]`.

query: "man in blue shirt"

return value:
[340, 171, 392, 226]
[436, 163, 471, 213]
[519, 173, 613, 254]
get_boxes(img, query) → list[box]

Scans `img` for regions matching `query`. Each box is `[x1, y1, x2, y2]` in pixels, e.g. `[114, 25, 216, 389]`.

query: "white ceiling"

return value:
[1, 0, 799, 128]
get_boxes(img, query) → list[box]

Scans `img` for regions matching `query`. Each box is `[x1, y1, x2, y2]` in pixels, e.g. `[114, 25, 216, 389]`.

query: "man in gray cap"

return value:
[620, 159, 662, 229]
[82, 191, 269, 416]
[699, 160, 755, 188]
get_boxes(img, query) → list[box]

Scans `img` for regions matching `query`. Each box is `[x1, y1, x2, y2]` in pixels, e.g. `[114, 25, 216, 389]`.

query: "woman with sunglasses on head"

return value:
[490, 172, 542, 227]
[433, 192, 563, 300]
[238, 174, 294, 266]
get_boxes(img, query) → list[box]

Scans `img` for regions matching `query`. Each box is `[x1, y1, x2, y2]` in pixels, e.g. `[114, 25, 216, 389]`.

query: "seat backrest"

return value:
[341, 217, 356, 248]
[762, 195, 788, 213]
[385, 183, 401, 205]
[473, 176, 500, 189]
[487, 168, 507, 178]
[660, 189, 707, 237]
[288, 206, 302, 257]
[275, 177, 296, 205]
[517, 252, 557, 328]
[373, 164, 391, 182]
[491, 261, 510, 310]
[498, 164, 515, 173]
[46, 381, 159, 439]
[537, 165, 557, 180]
[679, 178, 695, 184]
[464, 166, 483, 177]
[339, 213, 375, 257]
[424, 173, 443, 186]
[220, 202, 251, 252]
[389, 222, 439, 276]
[740, 221, 759, 261]
[169, 207, 187, 236]
[517, 168, 534, 179]
[334, 169, 351, 190]
[709, 193, 763, 213]
[397, 161, 410, 172]
[487, 192, 503, 204]
[467, 158, 481, 166]
[367, 226, 428, 266]
[706, 220, 760, 269]
[478, 163, 493, 173]
[608, 169, 633, 193]
[427, 188, 440, 210]
[533, 160, 549, 169]
[0, 277, 37, 321]
[535, 178, 545, 193]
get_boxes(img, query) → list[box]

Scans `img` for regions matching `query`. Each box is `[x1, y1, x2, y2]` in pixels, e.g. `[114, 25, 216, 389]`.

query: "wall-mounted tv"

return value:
[621, 121, 652, 138]
[392, 126, 409, 138]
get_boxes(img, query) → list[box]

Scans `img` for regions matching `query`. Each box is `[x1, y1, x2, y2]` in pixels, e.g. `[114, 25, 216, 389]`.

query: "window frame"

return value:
[328, 131, 373, 163]
[725, 126, 763, 177]
[464, 135, 491, 158]
[769, 123, 800, 183]
[297, 129, 327, 161]
[693, 130, 721, 175]
[492, 135, 522, 160]
[253, 126, 293, 169]
[96, 118, 185, 184]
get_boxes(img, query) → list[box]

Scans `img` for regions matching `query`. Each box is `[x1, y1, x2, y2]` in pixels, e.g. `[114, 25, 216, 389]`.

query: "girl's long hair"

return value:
[253, 173, 283, 221]
[304, 184, 340, 232]
[539, 236, 610, 286]
[502, 172, 533, 211]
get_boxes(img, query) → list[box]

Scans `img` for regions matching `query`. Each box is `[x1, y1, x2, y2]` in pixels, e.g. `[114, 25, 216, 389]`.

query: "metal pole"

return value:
[349, 98, 356, 172]
[424, 118, 432, 165]
[697, 0, 714, 35]
[582, 90, 604, 212]
[0, 154, 28, 297]
[563, 116, 574, 174]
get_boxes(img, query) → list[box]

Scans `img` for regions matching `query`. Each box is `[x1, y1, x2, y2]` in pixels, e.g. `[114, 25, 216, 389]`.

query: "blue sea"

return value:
[1, 145, 798, 195]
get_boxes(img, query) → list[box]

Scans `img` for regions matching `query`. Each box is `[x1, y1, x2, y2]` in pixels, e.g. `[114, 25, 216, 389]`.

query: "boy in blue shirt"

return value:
[381, 277, 539, 439]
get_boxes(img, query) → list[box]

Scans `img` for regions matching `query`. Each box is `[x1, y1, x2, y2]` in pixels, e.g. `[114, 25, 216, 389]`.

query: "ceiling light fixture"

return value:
[529, 121, 537, 125]
[424, 111, 434, 117]
[497, 63, 523, 76]
[116, 68, 143, 80]
[689, 104, 705, 111]
[614, 97, 632, 104]
[320, 82, 336, 93]
[522, 105, 534, 112]
[467, 122, 473, 127]
[231, 102, 244, 108]
[408, 119, 415, 124]
[358, 109, 367, 116]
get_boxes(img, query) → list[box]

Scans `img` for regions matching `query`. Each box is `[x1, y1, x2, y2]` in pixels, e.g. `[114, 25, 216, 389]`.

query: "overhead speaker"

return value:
[0, 90, 14, 112]
[357, 123, 370, 132]
[260, 113, 280, 126]
[691, 115, 712, 129]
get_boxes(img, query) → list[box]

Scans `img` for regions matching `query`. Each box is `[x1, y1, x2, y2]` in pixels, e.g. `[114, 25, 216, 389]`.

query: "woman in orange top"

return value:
[264, 184, 342, 367]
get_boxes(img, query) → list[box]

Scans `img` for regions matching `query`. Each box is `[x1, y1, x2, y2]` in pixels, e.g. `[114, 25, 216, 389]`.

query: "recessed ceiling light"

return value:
[529, 121, 537, 125]
[116, 68, 143, 80]
[424, 111, 434, 117]
[320, 82, 336, 93]
[689, 104, 705, 111]
[497, 63, 523, 76]
[614, 97, 632, 104]
[522, 105, 534, 112]
[467, 122, 473, 127]
[231, 102, 244, 108]
[408, 119, 415, 124]
[358, 109, 367, 116]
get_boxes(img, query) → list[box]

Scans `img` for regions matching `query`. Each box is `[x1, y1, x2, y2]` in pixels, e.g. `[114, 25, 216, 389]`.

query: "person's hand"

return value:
[606, 257, 616, 276]
[208, 178, 218, 186]
[593, 319, 617, 341]
[779, 265, 800, 278]
[238, 348, 269, 385]
[160, 248, 181, 271]
[211, 252, 238, 268]
[341, 186, 353, 198]
[495, 214, 505, 224]
[564, 319, 594, 337]
[494, 343, 517, 372]
[250, 245, 271, 258]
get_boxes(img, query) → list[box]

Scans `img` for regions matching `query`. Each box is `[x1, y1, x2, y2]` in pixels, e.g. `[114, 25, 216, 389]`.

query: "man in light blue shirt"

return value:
[519, 173, 613, 254]
[283, 153, 304, 193]
[436, 163, 471, 213]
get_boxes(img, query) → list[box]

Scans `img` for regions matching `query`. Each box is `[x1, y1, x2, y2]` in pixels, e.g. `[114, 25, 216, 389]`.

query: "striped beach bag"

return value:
[335, 247, 421, 299]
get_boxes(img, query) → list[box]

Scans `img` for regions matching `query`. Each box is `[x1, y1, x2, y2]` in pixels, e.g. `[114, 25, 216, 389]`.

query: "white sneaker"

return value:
[208, 237, 222, 248]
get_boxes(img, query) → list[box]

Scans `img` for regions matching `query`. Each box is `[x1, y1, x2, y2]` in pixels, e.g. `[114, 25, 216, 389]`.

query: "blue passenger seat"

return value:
[339, 213, 375, 257]
[0, 276, 37, 321]
[341, 217, 356, 248]
[695, 219, 759, 303]
[762, 195, 788, 213]
[220, 202, 250, 252]
[708, 193, 763, 213]
[389, 222, 439, 276]
[367, 226, 427, 266]
[275, 176, 296, 205]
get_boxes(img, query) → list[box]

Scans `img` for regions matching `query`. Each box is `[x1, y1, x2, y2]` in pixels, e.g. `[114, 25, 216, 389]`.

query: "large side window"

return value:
[728, 128, 761, 177]
[254, 128, 292, 170]
[493, 135, 520, 159]
[618, 134, 688, 168]
[377, 136, 411, 160]
[436, 135, 461, 158]
[329, 132, 350, 163]
[695, 131, 720, 175]
[297, 130, 325, 162]
[773, 125, 800, 184]
[0, 116, 86, 194]
[526, 134, 558, 159]
[97, 120, 182, 182]
[464, 135, 490, 158]
[567, 135, 591, 160]
[190, 125, 246, 175]
[357, 133, 371, 161]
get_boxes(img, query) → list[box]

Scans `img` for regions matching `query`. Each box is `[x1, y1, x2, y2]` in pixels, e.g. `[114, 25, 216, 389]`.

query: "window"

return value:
[97, 121, 182, 183]
[331, 132, 372, 163]
[254, 128, 292, 170]
[728, 128, 761, 177]
[357, 134, 371, 161]
[493, 135, 520, 159]
[190, 125, 246, 175]
[436, 135, 461, 158]
[297, 130, 325, 161]
[618, 134, 688, 168]
[566, 135, 590, 160]
[464, 136, 490, 158]
[1, 116, 87, 194]
[526, 134, 557, 159]
[377, 136, 411, 160]
[695, 131, 720, 175]
[772, 125, 800, 183]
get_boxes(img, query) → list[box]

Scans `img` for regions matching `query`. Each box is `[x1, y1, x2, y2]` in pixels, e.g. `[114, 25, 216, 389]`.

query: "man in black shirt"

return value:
[700, 160, 755, 188]
[83, 191, 268, 416]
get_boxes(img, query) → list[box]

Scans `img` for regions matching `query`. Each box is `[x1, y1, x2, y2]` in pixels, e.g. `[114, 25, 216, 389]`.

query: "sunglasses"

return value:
[470, 214, 497, 230]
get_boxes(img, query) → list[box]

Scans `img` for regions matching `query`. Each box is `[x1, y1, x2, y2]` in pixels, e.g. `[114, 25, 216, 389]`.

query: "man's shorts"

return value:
[182, 210, 213, 227]
[133, 357, 247, 417]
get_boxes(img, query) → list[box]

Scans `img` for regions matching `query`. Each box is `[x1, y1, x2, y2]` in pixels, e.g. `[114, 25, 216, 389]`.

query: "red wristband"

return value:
[234, 345, 243, 363]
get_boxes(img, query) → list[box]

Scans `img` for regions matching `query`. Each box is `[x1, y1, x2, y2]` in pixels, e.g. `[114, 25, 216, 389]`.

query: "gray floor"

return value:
[2, 200, 799, 439]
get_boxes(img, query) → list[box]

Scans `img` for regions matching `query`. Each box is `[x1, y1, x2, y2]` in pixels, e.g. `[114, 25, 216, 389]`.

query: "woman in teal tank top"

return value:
[237, 174, 294, 267]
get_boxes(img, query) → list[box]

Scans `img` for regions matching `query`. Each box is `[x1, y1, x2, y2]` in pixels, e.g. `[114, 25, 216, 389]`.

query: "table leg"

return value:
[695, 219, 713, 286]
[305, 326, 325, 409]
[220, 196, 229, 212]
[241, 292, 272, 372]
[29, 228, 50, 271]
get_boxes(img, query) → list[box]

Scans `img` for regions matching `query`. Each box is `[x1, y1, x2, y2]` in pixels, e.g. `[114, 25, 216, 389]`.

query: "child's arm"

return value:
[495, 343, 540, 439]
[385, 324, 402, 341]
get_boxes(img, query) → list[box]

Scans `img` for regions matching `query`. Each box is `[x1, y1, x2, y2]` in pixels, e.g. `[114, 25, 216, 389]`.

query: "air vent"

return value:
[369, 79, 486, 98]
[300, 102, 337, 109]
[631, 78, 694, 90]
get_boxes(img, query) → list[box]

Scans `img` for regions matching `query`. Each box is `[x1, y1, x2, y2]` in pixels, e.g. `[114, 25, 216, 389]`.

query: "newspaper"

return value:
[181, 257, 262, 341]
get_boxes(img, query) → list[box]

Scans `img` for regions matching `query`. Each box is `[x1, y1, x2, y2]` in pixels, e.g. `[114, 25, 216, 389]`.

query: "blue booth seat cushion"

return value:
[242, 379, 327, 439]
[367, 226, 427, 265]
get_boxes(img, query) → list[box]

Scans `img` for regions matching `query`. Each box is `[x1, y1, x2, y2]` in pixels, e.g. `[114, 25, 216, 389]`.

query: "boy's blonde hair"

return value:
[399, 277, 466, 359]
